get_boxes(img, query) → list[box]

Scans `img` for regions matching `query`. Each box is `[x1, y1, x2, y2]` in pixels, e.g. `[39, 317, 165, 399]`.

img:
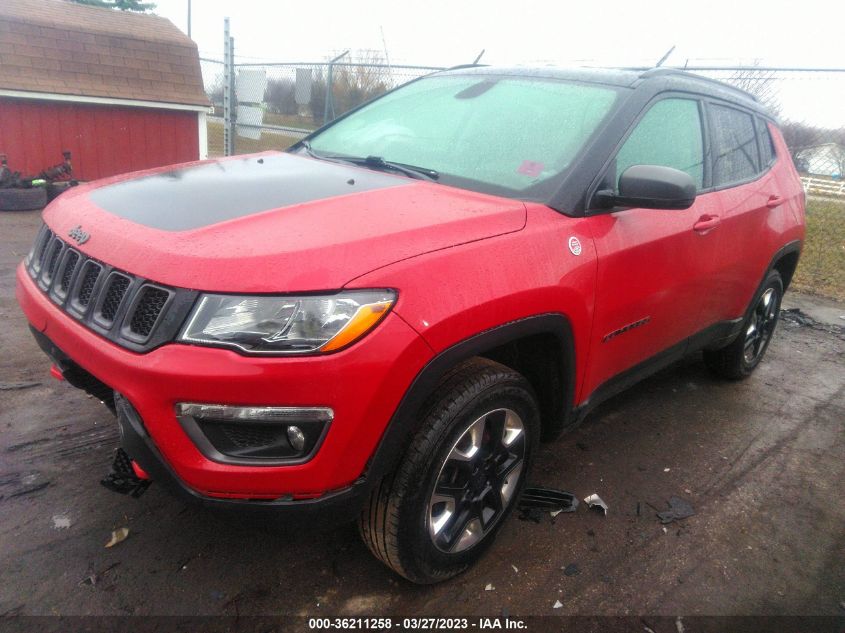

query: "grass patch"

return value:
[262, 112, 318, 130]
[207, 121, 299, 158]
[792, 197, 845, 300]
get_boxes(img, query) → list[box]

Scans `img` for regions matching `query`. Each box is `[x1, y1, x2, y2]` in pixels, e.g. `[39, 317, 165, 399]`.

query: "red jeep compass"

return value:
[16, 67, 804, 583]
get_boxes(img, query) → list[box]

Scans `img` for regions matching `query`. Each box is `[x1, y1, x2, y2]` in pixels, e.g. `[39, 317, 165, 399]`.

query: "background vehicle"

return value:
[16, 67, 804, 583]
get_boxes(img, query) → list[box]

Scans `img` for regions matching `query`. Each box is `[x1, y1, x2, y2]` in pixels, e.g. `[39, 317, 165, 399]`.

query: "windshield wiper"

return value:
[296, 143, 439, 182]
[356, 156, 439, 182]
[297, 140, 321, 159]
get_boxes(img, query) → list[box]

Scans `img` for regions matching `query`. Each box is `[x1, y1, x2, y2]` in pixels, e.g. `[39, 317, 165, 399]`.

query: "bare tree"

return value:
[265, 78, 298, 115]
[780, 121, 823, 162]
[308, 50, 392, 124]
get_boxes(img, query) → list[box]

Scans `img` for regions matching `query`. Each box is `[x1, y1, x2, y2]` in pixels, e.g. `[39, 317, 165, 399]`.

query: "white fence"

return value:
[801, 177, 845, 199]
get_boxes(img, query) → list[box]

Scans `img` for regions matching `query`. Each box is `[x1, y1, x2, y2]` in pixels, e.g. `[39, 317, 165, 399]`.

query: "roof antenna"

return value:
[655, 45, 675, 68]
[473, 49, 485, 64]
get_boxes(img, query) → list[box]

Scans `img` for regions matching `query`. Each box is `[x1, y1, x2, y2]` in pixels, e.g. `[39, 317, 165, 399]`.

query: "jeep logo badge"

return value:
[68, 225, 90, 245]
[568, 236, 582, 256]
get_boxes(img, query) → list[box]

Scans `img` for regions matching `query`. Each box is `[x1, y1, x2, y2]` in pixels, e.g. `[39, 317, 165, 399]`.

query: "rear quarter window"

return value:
[709, 104, 761, 186]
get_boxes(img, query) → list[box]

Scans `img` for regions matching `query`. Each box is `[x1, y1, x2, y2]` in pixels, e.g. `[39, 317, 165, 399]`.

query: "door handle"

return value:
[766, 195, 784, 208]
[693, 214, 721, 233]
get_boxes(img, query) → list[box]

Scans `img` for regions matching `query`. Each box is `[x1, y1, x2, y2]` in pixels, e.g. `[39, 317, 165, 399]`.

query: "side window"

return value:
[756, 118, 776, 168]
[615, 98, 705, 190]
[709, 104, 760, 185]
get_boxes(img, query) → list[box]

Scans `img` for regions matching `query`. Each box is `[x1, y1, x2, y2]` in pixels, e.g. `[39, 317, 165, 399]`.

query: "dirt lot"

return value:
[1, 209, 844, 621]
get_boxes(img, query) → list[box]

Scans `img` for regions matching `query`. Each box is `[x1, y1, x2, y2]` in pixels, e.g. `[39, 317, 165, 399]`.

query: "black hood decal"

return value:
[89, 153, 408, 232]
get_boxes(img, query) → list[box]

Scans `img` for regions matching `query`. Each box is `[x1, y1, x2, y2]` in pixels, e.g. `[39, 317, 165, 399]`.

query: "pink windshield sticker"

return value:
[517, 160, 544, 177]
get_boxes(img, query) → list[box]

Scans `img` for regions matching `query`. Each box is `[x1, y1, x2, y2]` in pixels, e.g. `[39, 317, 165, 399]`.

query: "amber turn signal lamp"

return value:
[320, 300, 393, 352]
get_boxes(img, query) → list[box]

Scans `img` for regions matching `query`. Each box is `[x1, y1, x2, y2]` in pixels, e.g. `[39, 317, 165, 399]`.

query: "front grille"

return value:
[99, 274, 130, 322]
[45, 239, 64, 283]
[76, 261, 101, 308]
[35, 231, 53, 273]
[130, 286, 170, 337]
[25, 224, 197, 352]
[58, 251, 80, 295]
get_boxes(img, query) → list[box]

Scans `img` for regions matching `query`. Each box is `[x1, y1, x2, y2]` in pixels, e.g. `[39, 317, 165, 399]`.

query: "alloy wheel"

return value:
[427, 408, 526, 553]
[743, 287, 779, 366]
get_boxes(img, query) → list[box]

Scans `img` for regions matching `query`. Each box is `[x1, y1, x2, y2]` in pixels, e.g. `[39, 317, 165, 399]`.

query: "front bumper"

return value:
[17, 263, 433, 501]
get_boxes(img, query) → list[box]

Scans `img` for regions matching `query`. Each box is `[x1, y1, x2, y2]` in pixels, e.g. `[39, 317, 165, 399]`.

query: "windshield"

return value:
[303, 74, 621, 201]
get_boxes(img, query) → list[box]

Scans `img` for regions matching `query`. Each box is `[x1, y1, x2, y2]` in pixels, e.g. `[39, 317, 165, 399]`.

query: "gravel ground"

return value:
[1, 209, 843, 620]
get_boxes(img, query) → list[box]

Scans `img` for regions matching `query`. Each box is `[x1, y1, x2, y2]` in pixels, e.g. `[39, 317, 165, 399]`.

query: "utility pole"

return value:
[187, 0, 192, 38]
[323, 50, 349, 124]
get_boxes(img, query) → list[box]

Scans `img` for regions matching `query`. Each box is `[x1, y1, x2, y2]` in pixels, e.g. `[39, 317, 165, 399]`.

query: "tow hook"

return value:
[100, 448, 151, 498]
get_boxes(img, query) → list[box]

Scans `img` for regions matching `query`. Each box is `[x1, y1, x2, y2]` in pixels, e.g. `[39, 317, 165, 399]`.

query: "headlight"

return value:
[178, 290, 396, 354]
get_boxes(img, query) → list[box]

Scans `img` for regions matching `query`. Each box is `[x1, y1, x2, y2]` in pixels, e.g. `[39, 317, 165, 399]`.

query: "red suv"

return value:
[16, 67, 804, 583]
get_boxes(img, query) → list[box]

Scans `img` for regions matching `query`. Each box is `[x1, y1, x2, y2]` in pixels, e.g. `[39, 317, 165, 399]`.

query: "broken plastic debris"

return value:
[520, 487, 579, 513]
[657, 497, 695, 524]
[511, 565, 519, 573]
[52, 514, 71, 530]
[553, 600, 563, 609]
[105, 527, 129, 548]
[485, 583, 495, 591]
[663, 468, 671, 472]
[583, 493, 608, 515]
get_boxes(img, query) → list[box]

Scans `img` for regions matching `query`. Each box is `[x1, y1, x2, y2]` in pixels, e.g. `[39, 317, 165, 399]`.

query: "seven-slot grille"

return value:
[25, 224, 192, 351]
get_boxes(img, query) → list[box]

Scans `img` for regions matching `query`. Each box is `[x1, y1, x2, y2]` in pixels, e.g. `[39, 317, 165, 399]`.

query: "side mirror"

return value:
[594, 165, 697, 210]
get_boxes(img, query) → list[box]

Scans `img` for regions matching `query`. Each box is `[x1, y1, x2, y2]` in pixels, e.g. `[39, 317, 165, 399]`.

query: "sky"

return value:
[151, 0, 845, 126]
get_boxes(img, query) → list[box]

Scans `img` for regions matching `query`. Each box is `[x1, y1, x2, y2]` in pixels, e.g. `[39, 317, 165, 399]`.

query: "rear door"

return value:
[700, 103, 778, 323]
[583, 96, 723, 397]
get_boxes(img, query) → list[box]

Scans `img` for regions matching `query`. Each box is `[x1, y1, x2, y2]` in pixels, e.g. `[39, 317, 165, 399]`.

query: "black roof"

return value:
[437, 65, 769, 117]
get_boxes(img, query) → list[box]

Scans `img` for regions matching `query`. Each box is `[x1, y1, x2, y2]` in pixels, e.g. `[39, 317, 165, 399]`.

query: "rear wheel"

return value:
[358, 358, 539, 583]
[704, 270, 783, 380]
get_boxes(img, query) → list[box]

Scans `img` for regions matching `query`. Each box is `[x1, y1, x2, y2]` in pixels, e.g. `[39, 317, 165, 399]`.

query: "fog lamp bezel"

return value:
[175, 403, 333, 466]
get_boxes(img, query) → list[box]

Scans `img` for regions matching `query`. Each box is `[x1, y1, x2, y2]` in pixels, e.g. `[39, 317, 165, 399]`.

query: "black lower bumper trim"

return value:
[113, 393, 368, 524]
[101, 448, 151, 498]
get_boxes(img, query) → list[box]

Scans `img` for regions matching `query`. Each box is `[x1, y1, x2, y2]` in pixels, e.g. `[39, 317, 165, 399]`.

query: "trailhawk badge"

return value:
[568, 236, 582, 256]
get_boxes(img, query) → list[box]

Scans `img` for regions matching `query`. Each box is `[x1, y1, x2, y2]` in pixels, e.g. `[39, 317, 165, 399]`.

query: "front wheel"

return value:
[704, 270, 783, 380]
[358, 358, 540, 583]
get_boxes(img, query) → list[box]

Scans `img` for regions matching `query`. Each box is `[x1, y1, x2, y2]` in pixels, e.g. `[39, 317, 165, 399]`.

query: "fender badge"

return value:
[568, 236, 582, 256]
[68, 225, 90, 245]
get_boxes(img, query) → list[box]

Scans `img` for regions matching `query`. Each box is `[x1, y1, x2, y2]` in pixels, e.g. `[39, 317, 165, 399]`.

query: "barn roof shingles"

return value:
[0, 0, 209, 107]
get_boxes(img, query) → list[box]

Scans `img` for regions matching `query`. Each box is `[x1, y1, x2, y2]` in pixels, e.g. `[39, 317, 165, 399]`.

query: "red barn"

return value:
[0, 0, 209, 182]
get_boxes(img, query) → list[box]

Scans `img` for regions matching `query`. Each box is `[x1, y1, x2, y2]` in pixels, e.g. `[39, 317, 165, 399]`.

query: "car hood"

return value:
[43, 152, 526, 292]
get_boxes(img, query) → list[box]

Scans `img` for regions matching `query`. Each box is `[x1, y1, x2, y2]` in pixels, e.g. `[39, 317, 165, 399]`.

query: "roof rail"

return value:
[637, 67, 759, 102]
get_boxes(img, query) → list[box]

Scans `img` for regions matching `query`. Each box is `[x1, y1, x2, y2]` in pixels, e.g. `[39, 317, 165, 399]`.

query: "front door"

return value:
[582, 96, 722, 400]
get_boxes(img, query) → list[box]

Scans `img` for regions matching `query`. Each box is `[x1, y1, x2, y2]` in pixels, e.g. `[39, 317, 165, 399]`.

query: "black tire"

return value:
[0, 187, 47, 211]
[46, 182, 71, 202]
[358, 357, 540, 584]
[704, 270, 783, 380]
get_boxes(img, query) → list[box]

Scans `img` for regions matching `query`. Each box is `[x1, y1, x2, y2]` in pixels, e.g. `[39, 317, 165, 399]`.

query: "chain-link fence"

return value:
[198, 60, 845, 300]
[200, 57, 442, 158]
